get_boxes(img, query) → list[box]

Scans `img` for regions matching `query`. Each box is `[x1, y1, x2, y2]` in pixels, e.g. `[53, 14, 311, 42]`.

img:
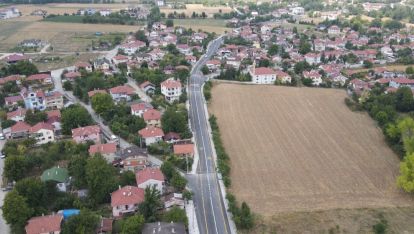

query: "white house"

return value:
[138, 126, 164, 146]
[290, 7, 305, 15]
[136, 168, 165, 193]
[389, 78, 414, 89]
[29, 122, 55, 145]
[303, 70, 323, 86]
[111, 186, 144, 217]
[0, 7, 20, 20]
[328, 25, 341, 35]
[109, 85, 135, 102]
[161, 78, 182, 103]
[249, 64, 277, 84]
[304, 53, 321, 65]
[131, 102, 153, 117]
[119, 40, 146, 55]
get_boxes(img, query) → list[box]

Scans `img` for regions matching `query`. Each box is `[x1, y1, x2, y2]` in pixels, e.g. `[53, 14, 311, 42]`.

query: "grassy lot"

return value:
[173, 18, 228, 33]
[43, 15, 85, 23]
[33, 53, 101, 71]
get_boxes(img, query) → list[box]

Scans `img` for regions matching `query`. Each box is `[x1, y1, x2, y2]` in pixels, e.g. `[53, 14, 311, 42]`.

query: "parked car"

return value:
[0, 133, 5, 140]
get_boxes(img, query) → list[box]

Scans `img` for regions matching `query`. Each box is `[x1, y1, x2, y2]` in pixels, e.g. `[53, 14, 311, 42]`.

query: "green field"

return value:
[173, 18, 228, 33]
[43, 15, 85, 23]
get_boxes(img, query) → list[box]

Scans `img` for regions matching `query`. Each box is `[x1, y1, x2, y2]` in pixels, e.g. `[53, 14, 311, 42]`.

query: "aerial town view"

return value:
[1, 0, 414, 233]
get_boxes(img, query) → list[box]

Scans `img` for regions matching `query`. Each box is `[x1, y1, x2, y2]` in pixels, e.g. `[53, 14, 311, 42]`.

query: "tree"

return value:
[237, 202, 254, 229]
[4, 61, 38, 76]
[68, 155, 88, 189]
[162, 206, 188, 226]
[61, 210, 99, 234]
[171, 173, 187, 191]
[201, 65, 209, 75]
[161, 107, 191, 138]
[139, 186, 162, 222]
[85, 155, 118, 205]
[298, 39, 312, 55]
[14, 178, 47, 215]
[267, 44, 279, 56]
[395, 86, 414, 112]
[2, 190, 33, 233]
[63, 81, 73, 91]
[406, 66, 414, 74]
[166, 19, 174, 27]
[61, 104, 93, 135]
[4, 155, 27, 181]
[363, 60, 373, 68]
[121, 214, 145, 234]
[91, 93, 115, 115]
[294, 61, 310, 74]
[120, 171, 136, 186]
[24, 110, 47, 125]
[135, 30, 149, 45]
[397, 153, 414, 192]
[161, 161, 175, 181]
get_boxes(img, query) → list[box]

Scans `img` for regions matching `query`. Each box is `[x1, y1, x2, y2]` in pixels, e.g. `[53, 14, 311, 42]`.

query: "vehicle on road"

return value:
[0, 133, 5, 140]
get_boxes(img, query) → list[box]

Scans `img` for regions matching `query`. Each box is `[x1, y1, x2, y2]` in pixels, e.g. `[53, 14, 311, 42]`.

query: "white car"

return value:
[0, 133, 5, 140]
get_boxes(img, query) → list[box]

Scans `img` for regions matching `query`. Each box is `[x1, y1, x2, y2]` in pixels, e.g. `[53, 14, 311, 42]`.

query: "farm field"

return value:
[209, 84, 414, 231]
[173, 18, 228, 33]
[0, 21, 136, 52]
[160, 4, 232, 17]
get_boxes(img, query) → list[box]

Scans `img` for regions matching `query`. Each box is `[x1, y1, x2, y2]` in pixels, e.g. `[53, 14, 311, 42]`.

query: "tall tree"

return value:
[397, 153, 414, 192]
[121, 214, 145, 234]
[61, 210, 99, 234]
[162, 206, 188, 226]
[2, 190, 33, 233]
[4, 155, 27, 182]
[91, 93, 115, 115]
[139, 186, 162, 222]
[68, 155, 88, 189]
[14, 178, 47, 215]
[61, 104, 94, 135]
[395, 86, 414, 112]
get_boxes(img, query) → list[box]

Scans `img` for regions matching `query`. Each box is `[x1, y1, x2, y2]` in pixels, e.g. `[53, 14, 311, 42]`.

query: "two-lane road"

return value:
[187, 37, 232, 234]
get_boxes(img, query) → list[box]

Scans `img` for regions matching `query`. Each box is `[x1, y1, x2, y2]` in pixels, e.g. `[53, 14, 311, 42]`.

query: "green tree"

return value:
[61, 104, 93, 135]
[121, 214, 145, 234]
[91, 93, 115, 115]
[267, 44, 279, 56]
[85, 155, 118, 205]
[24, 110, 47, 125]
[161, 107, 191, 138]
[171, 173, 187, 191]
[201, 65, 210, 75]
[363, 60, 373, 68]
[237, 202, 254, 229]
[4, 155, 27, 181]
[395, 86, 414, 112]
[166, 19, 174, 27]
[398, 153, 414, 192]
[298, 40, 312, 55]
[161, 161, 175, 181]
[135, 30, 149, 45]
[294, 61, 310, 74]
[139, 186, 162, 222]
[2, 190, 33, 233]
[14, 178, 47, 215]
[120, 171, 136, 186]
[61, 209, 99, 234]
[68, 155, 88, 188]
[406, 66, 414, 74]
[162, 206, 188, 226]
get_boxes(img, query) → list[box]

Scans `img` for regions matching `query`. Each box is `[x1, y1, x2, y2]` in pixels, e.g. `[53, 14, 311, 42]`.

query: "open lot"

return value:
[0, 21, 137, 52]
[161, 4, 232, 17]
[209, 84, 414, 230]
[173, 18, 228, 33]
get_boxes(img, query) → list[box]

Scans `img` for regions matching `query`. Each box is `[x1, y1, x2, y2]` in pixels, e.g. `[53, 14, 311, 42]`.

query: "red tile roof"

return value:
[6, 108, 26, 120]
[27, 73, 51, 81]
[5, 95, 23, 104]
[88, 89, 107, 97]
[161, 79, 181, 89]
[4, 54, 29, 63]
[111, 186, 144, 207]
[47, 110, 61, 119]
[72, 125, 101, 137]
[253, 67, 276, 76]
[11, 121, 31, 133]
[30, 122, 54, 133]
[75, 61, 91, 68]
[25, 214, 63, 234]
[136, 168, 165, 185]
[89, 143, 117, 155]
[109, 85, 135, 95]
[64, 71, 81, 79]
[138, 126, 164, 138]
[173, 144, 194, 155]
[139, 81, 155, 89]
[143, 109, 161, 121]
[0, 75, 21, 85]
[131, 102, 152, 112]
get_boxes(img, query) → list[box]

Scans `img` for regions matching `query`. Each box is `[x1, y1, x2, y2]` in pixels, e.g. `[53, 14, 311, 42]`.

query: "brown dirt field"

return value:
[161, 4, 232, 18]
[209, 84, 414, 216]
[0, 21, 137, 52]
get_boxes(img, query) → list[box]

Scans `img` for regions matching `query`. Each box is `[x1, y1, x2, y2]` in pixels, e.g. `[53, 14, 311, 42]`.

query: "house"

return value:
[94, 58, 111, 71]
[99, 9, 112, 16]
[173, 143, 194, 158]
[303, 70, 323, 86]
[275, 70, 291, 84]
[249, 65, 277, 84]
[156, 0, 165, 7]
[72, 125, 101, 144]
[143, 109, 162, 127]
[29, 122, 55, 145]
[160, 78, 182, 103]
[191, 32, 208, 43]
[177, 44, 191, 55]
[0, 7, 20, 20]
[20, 39, 43, 48]
[27, 73, 52, 85]
[138, 126, 164, 146]
[0, 74, 22, 86]
[109, 85, 135, 102]
[47, 110, 62, 134]
[75, 61, 93, 72]
[4, 95, 23, 107]
[3, 54, 29, 64]
[89, 143, 118, 163]
[119, 40, 146, 55]
[152, 22, 167, 31]
[164, 193, 185, 210]
[304, 53, 321, 65]
[22, 90, 46, 111]
[290, 6, 305, 15]
[45, 91, 64, 109]
[118, 146, 148, 171]
[328, 25, 341, 35]
[136, 168, 165, 193]
[6, 108, 26, 122]
[164, 132, 181, 143]
[25, 214, 63, 234]
[142, 222, 186, 234]
[389, 78, 414, 89]
[64, 71, 81, 80]
[9, 121, 31, 139]
[88, 89, 107, 98]
[41, 166, 70, 192]
[112, 55, 129, 65]
[206, 59, 221, 71]
[131, 102, 153, 117]
[111, 186, 145, 217]
[185, 55, 197, 64]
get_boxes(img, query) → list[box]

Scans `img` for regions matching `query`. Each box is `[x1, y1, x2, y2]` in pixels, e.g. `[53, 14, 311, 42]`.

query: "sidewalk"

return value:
[185, 200, 199, 234]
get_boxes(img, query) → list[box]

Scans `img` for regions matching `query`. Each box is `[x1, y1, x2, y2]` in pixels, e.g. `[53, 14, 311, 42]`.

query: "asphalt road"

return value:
[187, 37, 232, 234]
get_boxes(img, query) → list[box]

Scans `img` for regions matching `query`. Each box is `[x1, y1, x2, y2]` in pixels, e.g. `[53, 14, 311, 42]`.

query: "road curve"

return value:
[187, 37, 233, 234]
